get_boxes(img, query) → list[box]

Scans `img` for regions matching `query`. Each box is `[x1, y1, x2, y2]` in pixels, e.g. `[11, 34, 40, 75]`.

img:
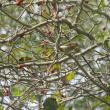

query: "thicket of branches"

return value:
[0, 0, 110, 110]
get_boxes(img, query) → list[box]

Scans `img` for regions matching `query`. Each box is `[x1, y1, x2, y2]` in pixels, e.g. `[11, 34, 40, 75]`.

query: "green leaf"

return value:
[52, 91, 62, 102]
[104, 40, 110, 49]
[98, 0, 105, 9]
[66, 71, 76, 81]
[0, 105, 4, 110]
[52, 64, 60, 70]
[58, 103, 65, 110]
[103, 95, 110, 102]
[48, 64, 61, 73]
[0, 34, 7, 39]
[96, 31, 109, 43]
[11, 86, 21, 96]
[30, 93, 36, 103]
